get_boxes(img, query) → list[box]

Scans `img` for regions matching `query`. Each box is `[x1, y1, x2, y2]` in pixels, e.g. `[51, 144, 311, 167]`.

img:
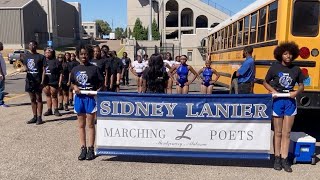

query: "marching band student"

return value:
[121, 52, 131, 86]
[70, 45, 104, 161]
[106, 51, 122, 92]
[19, 41, 45, 125]
[198, 60, 220, 94]
[263, 42, 304, 172]
[131, 55, 147, 93]
[68, 53, 80, 106]
[101, 45, 110, 59]
[42, 48, 62, 117]
[175, 55, 181, 66]
[59, 54, 71, 111]
[57, 54, 65, 110]
[163, 52, 175, 94]
[169, 55, 199, 94]
[91, 46, 106, 81]
[142, 54, 169, 93]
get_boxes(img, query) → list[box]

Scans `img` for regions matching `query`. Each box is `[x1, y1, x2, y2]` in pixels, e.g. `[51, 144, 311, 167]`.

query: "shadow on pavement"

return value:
[8, 102, 32, 107]
[45, 115, 77, 123]
[102, 156, 273, 168]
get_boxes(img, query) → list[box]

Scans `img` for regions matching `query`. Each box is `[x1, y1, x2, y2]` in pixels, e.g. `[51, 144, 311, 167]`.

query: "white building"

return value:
[82, 22, 99, 39]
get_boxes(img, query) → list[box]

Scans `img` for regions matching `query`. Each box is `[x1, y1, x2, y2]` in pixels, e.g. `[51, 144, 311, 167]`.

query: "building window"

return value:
[90, 33, 94, 36]
[90, 26, 94, 29]
[84, 26, 88, 29]
[187, 51, 192, 61]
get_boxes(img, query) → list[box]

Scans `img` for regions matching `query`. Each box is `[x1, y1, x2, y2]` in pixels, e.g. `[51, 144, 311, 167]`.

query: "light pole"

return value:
[148, 0, 153, 41]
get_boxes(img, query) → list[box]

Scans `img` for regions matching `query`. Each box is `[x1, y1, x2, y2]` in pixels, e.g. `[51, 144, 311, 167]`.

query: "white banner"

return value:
[96, 120, 271, 152]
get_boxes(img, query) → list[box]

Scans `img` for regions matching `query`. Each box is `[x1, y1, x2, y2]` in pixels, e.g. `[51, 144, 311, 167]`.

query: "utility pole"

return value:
[47, 0, 51, 42]
[148, 0, 153, 41]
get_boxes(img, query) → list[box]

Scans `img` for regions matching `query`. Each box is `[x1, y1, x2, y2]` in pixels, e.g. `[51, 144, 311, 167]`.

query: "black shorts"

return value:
[238, 82, 254, 94]
[61, 83, 70, 91]
[25, 81, 42, 94]
[107, 84, 119, 92]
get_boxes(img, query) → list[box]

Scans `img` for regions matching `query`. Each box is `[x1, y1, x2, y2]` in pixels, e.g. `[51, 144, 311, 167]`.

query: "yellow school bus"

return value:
[206, 0, 320, 109]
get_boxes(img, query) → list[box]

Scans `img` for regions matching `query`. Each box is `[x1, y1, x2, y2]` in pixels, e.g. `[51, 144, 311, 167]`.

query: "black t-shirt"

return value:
[68, 60, 80, 72]
[70, 63, 104, 91]
[142, 67, 169, 93]
[23, 53, 45, 84]
[265, 62, 304, 93]
[90, 58, 106, 77]
[61, 61, 70, 83]
[121, 57, 131, 69]
[43, 59, 62, 86]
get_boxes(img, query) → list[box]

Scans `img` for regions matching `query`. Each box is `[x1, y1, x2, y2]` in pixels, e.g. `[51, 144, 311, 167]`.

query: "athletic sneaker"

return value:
[36, 116, 44, 125]
[281, 158, 292, 172]
[64, 104, 69, 111]
[86, 146, 95, 160]
[54, 109, 62, 117]
[58, 103, 63, 110]
[78, 146, 87, 161]
[69, 99, 74, 106]
[27, 117, 37, 124]
[0, 104, 9, 107]
[273, 156, 282, 171]
[43, 109, 53, 116]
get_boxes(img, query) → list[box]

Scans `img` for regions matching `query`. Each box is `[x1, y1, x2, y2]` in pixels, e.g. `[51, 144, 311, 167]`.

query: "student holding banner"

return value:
[198, 60, 220, 94]
[142, 54, 169, 93]
[70, 45, 104, 160]
[263, 42, 304, 172]
[170, 55, 199, 94]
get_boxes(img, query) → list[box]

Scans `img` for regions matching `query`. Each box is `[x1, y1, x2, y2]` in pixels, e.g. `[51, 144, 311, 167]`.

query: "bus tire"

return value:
[230, 78, 239, 94]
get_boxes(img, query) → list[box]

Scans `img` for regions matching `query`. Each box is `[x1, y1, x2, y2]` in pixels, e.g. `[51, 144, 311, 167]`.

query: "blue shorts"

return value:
[272, 97, 297, 117]
[74, 94, 97, 114]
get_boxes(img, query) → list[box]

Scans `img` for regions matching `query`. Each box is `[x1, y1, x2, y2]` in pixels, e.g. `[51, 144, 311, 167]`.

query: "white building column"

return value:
[178, 8, 181, 40]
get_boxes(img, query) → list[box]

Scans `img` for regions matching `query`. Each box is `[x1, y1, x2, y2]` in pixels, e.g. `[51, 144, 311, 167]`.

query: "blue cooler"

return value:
[289, 132, 316, 165]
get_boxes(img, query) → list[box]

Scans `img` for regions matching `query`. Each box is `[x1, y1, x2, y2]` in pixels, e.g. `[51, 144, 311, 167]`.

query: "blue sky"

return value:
[66, 0, 256, 29]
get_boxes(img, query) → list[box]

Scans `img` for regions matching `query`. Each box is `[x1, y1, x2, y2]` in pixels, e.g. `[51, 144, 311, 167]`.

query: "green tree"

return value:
[123, 28, 128, 38]
[95, 19, 112, 35]
[142, 26, 148, 40]
[152, 18, 160, 40]
[128, 28, 132, 38]
[133, 18, 147, 40]
[115, 27, 124, 39]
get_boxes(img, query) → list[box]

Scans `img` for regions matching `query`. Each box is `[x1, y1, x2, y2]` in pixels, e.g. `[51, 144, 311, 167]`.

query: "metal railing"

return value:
[200, 0, 234, 16]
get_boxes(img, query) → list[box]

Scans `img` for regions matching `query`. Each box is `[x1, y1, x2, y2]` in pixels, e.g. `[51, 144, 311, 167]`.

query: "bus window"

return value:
[221, 29, 225, 50]
[237, 19, 243, 46]
[258, 7, 267, 42]
[217, 31, 221, 50]
[267, 1, 278, 40]
[214, 32, 218, 51]
[292, 1, 319, 37]
[224, 27, 228, 49]
[228, 25, 232, 48]
[243, 16, 250, 45]
[232, 23, 237, 47]
[211, 35, 215, 52]
[250, 12, 258, 44]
